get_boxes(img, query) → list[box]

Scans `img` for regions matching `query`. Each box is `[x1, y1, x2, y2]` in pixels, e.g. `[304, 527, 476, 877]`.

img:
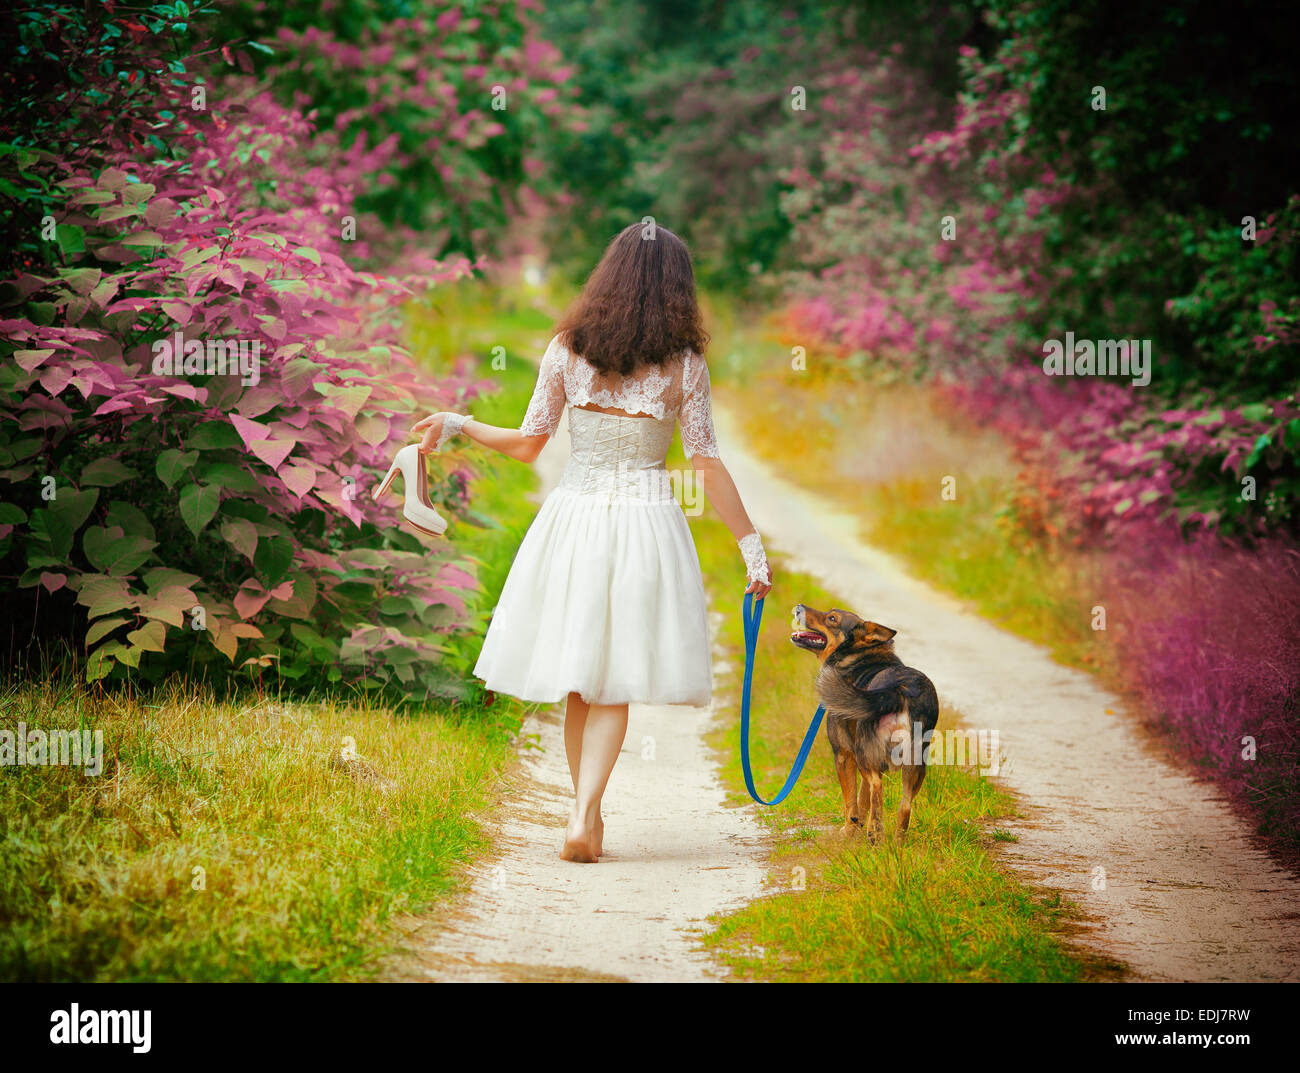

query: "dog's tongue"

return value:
[793, 630, 823, 644]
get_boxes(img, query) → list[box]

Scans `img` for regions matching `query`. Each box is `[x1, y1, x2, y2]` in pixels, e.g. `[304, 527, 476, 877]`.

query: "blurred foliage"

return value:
[205, 0, 581, 262]
[979, 0, 1300, 396]
[536, 0, 981, 291]
[541, 0, 1298, 396]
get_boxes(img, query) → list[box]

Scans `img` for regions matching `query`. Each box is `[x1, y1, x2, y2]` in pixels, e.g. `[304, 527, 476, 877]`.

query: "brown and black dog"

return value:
[791, 605, 939, 841]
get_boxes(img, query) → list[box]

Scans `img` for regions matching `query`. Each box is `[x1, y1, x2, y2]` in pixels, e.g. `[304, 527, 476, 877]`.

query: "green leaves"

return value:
[55, 226, 86, 256]
[178, 482, 220, 537]
[86, 615, 130, 646]
[77, 575, 138, 621]
[253, 533, 294, 588]
[30, 488, 99, 559]
[156, 448, 199, 487]
[187, 423, 242, 451]
[199, 461, 260, 493]
[126, 619, 167, 653]
[83, 524, 157, 576]
[81, 457, 138, 487]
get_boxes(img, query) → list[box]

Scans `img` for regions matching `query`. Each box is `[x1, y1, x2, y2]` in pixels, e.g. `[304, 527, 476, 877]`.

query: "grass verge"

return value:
[0, 280, 557, 981]
[686, 494, 1110, 981]
[0, 678, 519, 981]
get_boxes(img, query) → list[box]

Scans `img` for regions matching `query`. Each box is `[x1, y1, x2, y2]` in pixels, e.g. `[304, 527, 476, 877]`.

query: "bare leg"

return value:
[563, 692, 603, 856]
[562, 700, 628, 863]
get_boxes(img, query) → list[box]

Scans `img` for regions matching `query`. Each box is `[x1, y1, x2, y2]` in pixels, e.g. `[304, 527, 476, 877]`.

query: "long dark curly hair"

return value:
[555, 222, 709, 376]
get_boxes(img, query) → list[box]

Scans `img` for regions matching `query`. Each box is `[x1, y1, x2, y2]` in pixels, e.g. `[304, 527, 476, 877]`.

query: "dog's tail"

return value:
[839, 683, 911, 723]
[841, 669, 939, 731]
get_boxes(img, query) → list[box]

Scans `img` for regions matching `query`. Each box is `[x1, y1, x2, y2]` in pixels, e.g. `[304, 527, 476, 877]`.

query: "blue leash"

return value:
[740, 592, 825, 805]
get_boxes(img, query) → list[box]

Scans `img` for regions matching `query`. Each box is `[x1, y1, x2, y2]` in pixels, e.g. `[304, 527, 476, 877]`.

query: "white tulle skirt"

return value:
[472, 485, 712, 707]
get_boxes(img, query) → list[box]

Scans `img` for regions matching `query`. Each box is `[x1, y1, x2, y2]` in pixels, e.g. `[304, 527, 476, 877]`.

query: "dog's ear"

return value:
[860, 621, 897, 644]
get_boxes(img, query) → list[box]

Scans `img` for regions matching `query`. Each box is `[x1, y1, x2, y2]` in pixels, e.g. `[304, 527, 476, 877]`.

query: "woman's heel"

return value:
[560, 836, 598, 864]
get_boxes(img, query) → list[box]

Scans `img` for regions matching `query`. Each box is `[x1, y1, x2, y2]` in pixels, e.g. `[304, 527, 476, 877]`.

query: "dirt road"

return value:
[391, 397, 1300, 983]
[388, 408, 768, 982]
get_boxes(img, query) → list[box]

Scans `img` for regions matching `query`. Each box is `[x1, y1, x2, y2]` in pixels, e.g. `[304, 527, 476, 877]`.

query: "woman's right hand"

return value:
[745, 574, 772, 600]
[411, 412, 446, 454]
[413, 411, 470, 454]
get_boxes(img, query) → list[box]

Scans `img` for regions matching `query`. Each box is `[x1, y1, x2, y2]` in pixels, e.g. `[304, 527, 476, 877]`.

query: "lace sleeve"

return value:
[680, 350, 721, 458]
[519, 335, 567, 438]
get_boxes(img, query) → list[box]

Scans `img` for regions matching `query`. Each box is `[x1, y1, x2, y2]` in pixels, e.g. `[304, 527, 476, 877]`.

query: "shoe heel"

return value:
[372, 456, 401, 502]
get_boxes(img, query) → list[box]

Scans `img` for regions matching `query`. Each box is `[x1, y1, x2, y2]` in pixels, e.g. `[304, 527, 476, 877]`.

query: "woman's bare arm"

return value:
[412, 412, 548, 464]
[691, 454, 772, 597]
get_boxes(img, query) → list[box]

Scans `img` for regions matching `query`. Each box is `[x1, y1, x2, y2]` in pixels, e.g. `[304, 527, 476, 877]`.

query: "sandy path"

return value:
[710, 402, 1300, 982]
[389, 409, 768, 982]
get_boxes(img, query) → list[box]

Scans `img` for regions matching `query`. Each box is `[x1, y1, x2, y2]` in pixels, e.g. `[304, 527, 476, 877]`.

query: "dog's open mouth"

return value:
[785, 606, 826, 647]
[790, 628, 827, 650]
[790, 605, 828, 651]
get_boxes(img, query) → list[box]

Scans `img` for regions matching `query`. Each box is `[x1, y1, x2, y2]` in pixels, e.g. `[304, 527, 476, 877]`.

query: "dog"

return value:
[790, 604, 939, 841]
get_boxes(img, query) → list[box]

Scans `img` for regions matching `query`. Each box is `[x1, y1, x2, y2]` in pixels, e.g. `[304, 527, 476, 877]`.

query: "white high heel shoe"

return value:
[372, 444, 448, 537]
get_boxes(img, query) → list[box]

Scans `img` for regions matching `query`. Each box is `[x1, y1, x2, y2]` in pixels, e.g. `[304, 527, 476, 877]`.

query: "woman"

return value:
[411, 223, 773, 863]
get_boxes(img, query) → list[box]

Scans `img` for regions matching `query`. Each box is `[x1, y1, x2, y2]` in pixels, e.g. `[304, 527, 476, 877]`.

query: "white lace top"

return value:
[519, 335, 721, 458]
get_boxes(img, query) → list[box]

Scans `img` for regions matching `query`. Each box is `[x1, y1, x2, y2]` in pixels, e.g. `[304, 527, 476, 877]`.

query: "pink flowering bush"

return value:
[1105, 528, 1300, 840]
[776, 6, 1299, 543]
[210, 0, 577, 265]
[761, 1, 1300, 842]
[0, 2, 560, 699]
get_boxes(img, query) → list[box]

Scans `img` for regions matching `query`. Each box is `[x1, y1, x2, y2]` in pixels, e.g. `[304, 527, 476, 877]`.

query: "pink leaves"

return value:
[2, 1, 552, 695]
[233, 578, 294, 620]
[230, 413, 298, 471]
[247, 436, 295, 471]
[14, 349, 55, 372]
[279, 462, 317, 499]
[255, 314, 287, 342]
[160, 299, 195, 326]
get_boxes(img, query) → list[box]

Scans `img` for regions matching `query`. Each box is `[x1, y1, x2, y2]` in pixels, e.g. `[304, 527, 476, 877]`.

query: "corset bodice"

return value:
[557, 406, 678, 503]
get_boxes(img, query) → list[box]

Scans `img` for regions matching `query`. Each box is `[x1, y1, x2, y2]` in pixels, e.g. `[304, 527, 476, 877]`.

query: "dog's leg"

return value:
[865, 770, 884, 843]
[835, 749, 860, 835]
[898, 763, 926, 842]
[855, 768, 873, 838]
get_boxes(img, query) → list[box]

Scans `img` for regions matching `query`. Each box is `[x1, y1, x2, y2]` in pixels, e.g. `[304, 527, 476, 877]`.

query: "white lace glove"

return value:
[738, 531, 771, 586]
[434, 412, 470, 452]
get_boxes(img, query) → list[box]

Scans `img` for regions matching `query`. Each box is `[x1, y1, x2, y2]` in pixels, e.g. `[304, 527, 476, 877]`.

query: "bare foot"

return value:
[560, 836, 597, 863]
[592, 815, 604, 858]
[560, 811, 598, 864]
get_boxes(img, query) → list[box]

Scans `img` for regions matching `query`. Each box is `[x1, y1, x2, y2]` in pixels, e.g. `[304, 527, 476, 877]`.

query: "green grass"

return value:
[0, 280, 564, 982]
[0, 678, 517, 981]
[685, 313, 1122, 980]
[687, 503, 1104, 981]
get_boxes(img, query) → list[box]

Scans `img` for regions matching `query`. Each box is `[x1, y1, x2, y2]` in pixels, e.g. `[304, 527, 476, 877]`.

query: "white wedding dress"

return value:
[472, 334, 720, 706]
